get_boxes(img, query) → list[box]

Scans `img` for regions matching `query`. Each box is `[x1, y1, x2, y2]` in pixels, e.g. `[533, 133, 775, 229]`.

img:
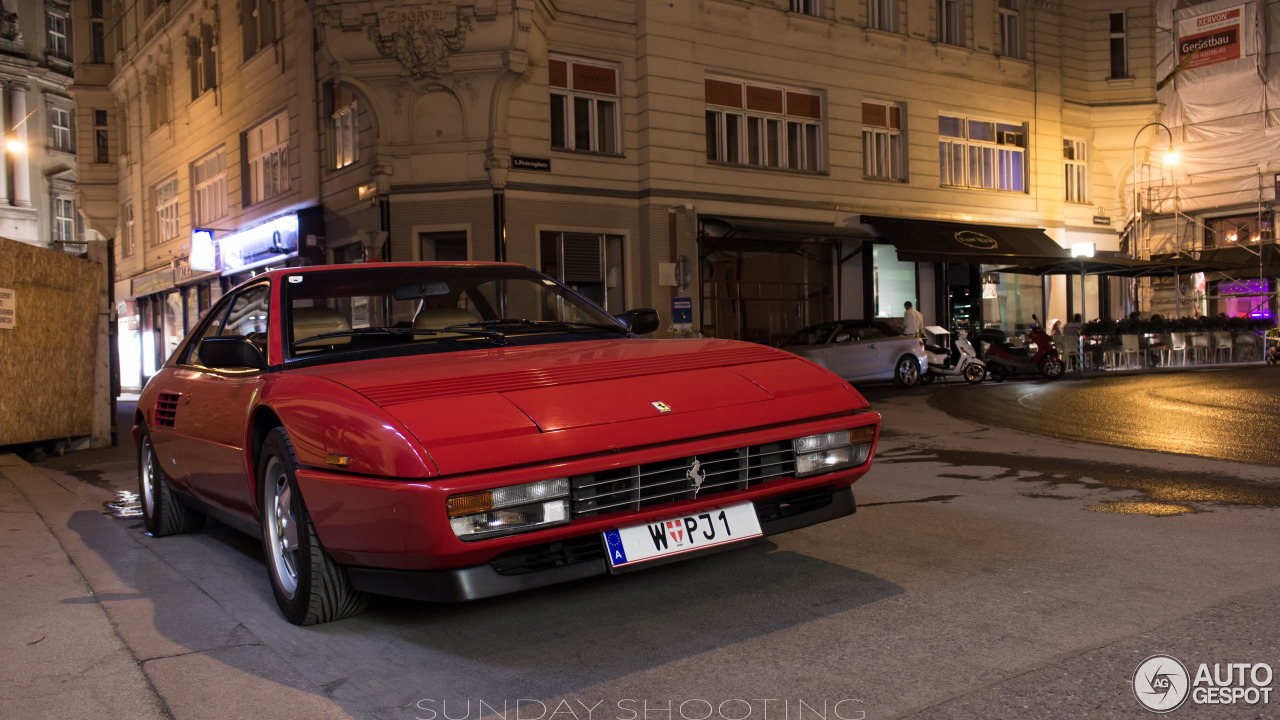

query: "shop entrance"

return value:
[699, 240, 834, 345]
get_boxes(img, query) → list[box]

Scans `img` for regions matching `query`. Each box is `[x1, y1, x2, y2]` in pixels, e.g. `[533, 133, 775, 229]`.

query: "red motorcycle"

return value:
[978, 316, 1064, 382]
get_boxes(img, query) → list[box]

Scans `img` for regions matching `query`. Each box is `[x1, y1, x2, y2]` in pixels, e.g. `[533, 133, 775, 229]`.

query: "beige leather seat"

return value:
[292, 306, 352, 348]
[413, 306, 479, 339]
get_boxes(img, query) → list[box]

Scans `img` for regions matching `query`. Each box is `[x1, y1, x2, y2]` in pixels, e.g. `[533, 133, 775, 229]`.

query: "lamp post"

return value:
[1130, 122, 1178, 317]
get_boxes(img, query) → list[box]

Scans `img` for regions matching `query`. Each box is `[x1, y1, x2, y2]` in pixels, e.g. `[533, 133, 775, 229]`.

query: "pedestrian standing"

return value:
[903, 301, 924, 338]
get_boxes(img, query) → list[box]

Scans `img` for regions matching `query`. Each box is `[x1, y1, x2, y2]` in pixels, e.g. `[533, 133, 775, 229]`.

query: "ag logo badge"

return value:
[1133, 654, 1190, 713]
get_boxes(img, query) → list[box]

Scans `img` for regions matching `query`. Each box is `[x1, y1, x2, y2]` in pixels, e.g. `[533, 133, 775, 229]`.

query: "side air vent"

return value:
[154, 393, 180, 428]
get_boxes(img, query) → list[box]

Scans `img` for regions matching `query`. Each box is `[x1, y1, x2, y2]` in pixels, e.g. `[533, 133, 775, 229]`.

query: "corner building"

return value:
[109, 0, 1165, 385]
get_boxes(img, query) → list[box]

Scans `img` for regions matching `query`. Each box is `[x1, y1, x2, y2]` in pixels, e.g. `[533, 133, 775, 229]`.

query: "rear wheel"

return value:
[919, 372, 935, 385]
[259, 427, 368, 625]
[988, 364, 1007, 383]
[138, 429, 205, 537]
[893, 355, 921, 388]
[963, 362, 986, 384]
[1041, 357, 1065, 380]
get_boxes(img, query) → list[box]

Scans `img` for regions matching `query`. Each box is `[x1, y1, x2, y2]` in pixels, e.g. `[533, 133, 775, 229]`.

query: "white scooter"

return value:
[920, 327, 986, 385]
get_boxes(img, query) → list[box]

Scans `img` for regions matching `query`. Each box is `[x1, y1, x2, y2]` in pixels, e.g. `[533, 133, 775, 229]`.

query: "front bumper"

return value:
[345, 485, 855, 602]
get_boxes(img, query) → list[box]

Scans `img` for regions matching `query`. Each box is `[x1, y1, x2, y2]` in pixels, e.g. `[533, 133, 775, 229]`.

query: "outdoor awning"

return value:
[990, 256, 1247, 277]
[699, 216, 873, 243]
[861, 215, 1069, 264]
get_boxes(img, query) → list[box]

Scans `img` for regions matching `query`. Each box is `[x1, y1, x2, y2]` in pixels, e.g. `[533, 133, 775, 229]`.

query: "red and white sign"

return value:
[1177, 5, 1245, 70]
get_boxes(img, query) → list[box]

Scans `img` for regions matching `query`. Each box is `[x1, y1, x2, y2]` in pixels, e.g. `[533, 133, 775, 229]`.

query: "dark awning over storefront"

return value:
[861, 215, 1070, 264]
[991, 255, 1246, 277]
[698, 215, 873, 254]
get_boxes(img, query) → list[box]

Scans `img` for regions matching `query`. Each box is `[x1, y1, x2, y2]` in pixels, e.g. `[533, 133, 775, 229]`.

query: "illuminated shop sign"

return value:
[219, 215, 299, 274]
[190, 229, 217, 272]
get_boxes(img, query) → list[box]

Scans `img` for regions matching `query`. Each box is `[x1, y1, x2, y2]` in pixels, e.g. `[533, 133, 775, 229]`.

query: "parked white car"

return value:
[778, 320, 929, 388]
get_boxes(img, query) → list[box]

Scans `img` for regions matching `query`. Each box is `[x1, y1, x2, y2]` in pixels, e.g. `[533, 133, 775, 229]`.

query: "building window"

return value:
[188, 24, 218, 99]
[90, 0, 105, 63]
[192, 149, 227, 226]
[154, 176, 180, 244]
[420, 231, 468, 261]
[1110, 12, 1128, 79]
[332, 86, 358, 169]
[54, 195, 75, 244]
[149, 71, 171, 132]
[94, 109, 109, 163]
[246, 112, 290, 204]
[998, 0, 1021, 58]
[46, 6, 71, 62]
[242, 0, 279, 60]
[539, 231, 626, 312]
[1205, 213, 1271, 248]
[549, 57, 620, 155]
[938, 0, 963, 46]
[705, 78, 824, 172]
[869, 0, 898, 32]
[938, 114, 1025, 192]
[862, 101, 905, 181]
[121, 202, 135, 257]
[49, 105, 73, 153]
[790, 0, 820, 16]
[1063, 138, 1088, 204]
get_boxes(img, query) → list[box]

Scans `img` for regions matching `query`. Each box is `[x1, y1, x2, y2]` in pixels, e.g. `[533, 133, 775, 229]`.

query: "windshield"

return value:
[282, 264, 625, 362]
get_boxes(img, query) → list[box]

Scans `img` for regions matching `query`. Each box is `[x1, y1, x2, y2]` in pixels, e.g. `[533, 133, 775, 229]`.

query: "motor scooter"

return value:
[921, 327, 986, 384]
[979, 315, 1064, 382]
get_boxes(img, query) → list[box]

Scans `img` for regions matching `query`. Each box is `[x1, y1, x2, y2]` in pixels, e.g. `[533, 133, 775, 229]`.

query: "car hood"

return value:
[288, 338, 865, 474]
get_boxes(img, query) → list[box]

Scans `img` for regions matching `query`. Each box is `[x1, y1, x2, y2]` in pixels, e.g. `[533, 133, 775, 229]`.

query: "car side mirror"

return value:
[199, 336, 268, 371]
[616, 308, 660, 335]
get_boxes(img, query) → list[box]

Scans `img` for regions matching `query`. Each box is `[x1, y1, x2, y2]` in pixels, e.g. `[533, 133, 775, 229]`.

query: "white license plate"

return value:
[602, 501, 763, 570]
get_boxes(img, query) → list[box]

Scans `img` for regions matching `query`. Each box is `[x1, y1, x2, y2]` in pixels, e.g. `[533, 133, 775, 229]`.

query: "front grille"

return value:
[491, 535, 605, 575]
[571, 440, 796, 518]
[154, 393, 180, 428]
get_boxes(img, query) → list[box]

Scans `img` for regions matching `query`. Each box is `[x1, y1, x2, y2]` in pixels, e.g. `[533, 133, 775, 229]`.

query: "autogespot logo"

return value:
[1134, 655, 1190, 713]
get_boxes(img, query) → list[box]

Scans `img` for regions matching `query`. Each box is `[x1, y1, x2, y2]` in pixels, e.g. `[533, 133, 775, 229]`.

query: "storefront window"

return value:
[1069, 274, 1100, 321]
[1216, 279, 1271, 319]
[700, 242, 833, 344]
[165, 292, 185, 363]
[873, 244, 916, 318]
[982, 269, 1041, 335]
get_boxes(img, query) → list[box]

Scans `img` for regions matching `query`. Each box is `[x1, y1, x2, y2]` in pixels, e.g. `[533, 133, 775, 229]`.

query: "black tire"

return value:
[920, 372, 935, 385]
[259, 427, 368, 625]
[1041, 356, 1065, 380]
[893, 355, 921, 388]
[963, 362, 986, 384]
[138, 429, 205, 537]
[988, 364, 1007, 382]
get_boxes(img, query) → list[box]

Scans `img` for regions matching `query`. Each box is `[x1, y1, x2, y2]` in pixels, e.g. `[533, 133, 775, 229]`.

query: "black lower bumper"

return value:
[346, 486, 856, 603]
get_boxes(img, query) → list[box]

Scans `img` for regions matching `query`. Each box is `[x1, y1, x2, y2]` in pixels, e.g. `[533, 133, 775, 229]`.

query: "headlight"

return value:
[794, 426, 875, 478]
[448, 478, 571, 540]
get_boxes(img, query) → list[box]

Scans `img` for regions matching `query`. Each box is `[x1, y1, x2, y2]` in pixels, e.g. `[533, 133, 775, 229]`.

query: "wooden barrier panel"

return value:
[0, 237, 101, 445]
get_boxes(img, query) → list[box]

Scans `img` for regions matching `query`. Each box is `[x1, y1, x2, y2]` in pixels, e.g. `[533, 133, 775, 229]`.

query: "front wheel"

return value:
[259, 427, 368, 625]
[894, 355, 921, 388]
[138, 429, 204, 537]
[963, 362, 986, 384]
[1041, 356, 1065, 380]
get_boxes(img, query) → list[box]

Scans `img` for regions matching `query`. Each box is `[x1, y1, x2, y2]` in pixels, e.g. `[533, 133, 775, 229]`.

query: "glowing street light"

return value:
[5, 137, 24, 154]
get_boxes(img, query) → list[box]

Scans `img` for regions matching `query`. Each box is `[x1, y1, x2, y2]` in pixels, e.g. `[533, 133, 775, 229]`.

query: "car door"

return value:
[784, 323, 839, 370]
[173, 282, 273, 521]
[825, 322, 885, 381]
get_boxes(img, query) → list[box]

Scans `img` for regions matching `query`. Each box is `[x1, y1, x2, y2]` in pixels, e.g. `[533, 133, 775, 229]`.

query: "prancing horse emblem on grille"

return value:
[652, 401, 672, 413]
[688, 458, 706, 496]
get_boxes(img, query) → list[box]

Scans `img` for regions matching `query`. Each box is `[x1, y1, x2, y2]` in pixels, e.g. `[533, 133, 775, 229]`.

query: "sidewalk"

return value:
[0, 452, 354, 720]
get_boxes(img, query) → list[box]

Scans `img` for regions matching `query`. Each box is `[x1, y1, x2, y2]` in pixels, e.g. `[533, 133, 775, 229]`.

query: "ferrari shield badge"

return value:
[652, 401, 672, 413]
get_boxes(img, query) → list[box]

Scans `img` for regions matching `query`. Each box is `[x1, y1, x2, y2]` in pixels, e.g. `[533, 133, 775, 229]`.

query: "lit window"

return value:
[155, 176, 181, 243]
[1063, 138, 1088, 204]
[49, 105, 74, 153]
[54, 196, 75, 243]
[192, 149, 227, 226]
[705, 78, 824, 172]
[549, 57, 620, 155]
[332, 86, 358, 169]
[939, 114, 1025, 192]
[46, 8, 71, 62]
[862, 101, 905, 181]
[246, 113, 290, 204]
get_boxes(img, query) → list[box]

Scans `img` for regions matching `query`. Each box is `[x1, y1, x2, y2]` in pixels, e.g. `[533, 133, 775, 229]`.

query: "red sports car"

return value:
[135, 262, 881, 624]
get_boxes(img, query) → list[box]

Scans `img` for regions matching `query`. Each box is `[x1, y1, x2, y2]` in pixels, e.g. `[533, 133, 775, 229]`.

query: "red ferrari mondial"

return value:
[136, 262, 881, 624]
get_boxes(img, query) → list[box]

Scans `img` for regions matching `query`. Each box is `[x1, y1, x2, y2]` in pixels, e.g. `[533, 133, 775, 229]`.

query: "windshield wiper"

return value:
[293, 325, 509, 346]
[453, 318, 626, 333]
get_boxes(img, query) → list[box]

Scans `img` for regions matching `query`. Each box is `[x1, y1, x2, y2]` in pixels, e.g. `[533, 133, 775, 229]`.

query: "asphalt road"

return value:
[15, 381, 1280, 720]
[920, 365, 1280, 467]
